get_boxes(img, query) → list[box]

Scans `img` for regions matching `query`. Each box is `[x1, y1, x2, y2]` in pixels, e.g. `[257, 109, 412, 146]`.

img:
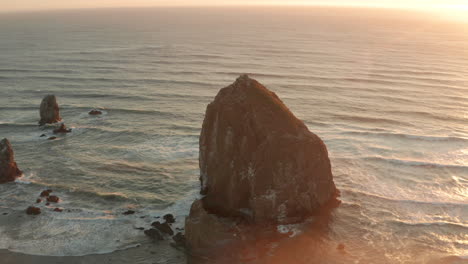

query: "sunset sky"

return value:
[2, 0, 468, 12]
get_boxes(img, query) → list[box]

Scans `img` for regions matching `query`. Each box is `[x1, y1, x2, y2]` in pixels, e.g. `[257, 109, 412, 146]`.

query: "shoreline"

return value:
[0, 241, 187, 264]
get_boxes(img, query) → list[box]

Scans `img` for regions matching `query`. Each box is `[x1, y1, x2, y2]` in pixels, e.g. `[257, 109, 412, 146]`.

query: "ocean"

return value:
[0, 7, 466, 263]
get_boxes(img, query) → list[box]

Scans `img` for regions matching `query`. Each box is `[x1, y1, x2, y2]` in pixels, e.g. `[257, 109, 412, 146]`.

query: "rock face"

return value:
[198, 75, 336, 224]
[39, 95, 61, 125]
[0, 138, 22, 184]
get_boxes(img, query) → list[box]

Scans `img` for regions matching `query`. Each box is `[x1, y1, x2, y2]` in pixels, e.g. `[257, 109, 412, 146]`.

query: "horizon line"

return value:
[0, 4, 455, 15]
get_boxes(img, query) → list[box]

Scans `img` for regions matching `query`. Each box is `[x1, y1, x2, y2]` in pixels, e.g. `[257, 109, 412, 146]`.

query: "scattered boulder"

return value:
[163, 213, 175, 224]
[0, 138, 22, 184]
[36, 199, 42, 203]
[26, 206, 41, 215]
[48, 136, 57, 140]
[144, 228, 164, 241]
[47, 195, 59, 203]
[53, 124, 71, 134]
[40, 134, 47, 137]
[40, 190, 52, 197]
[46, 203, 50, 206]
[135, 227, 145, 231]
[151, 221, 174, 236]
[39, 95, 61, 125]
[53, 208, 63, 212]
[123, 210, 135, 215]
[89, 109, 103, 115]
[172, 232, 186, 248]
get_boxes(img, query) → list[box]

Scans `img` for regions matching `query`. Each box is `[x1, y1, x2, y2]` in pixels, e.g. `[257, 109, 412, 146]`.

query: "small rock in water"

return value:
[172, 232, 186, 247]
[45, 203, 50, 206]
[135, 227, 145, 231]
[3, 212, 8, 215]
[40, 134, 47, 138]
[36, 198, 42, 203]
[48, 136, 57, 140]
[26, 206, 41, 215]
[123, 210, 135, 215]
[47, 195, 59, 203]
[53, 123, 71, 134]
[151, 221, 174, 236]
[40, 190, 52, 197]
[144, 228, 163, 241]
[53, 208, 63, 212]
[89, 109, 103, 115]
[163, 214, 175, 224]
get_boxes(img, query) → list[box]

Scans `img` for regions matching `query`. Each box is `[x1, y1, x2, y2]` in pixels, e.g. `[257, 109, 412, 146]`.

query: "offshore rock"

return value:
[198, 75, 336, 224]
[0, 138, 22, 184]
[53, 123, 71, 134]
[26, 206, 41, 215]
[39, 95, 61, 125]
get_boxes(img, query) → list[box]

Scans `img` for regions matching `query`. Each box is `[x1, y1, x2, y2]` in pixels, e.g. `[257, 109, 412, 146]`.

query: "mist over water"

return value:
[0, 7, 466, 263]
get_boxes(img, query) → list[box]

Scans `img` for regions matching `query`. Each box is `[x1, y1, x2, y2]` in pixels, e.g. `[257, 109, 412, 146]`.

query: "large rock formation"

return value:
[39, 95, 61, 125]
[199, 74, 336, 224]
[0, 138, 22, 183]
[185, 75, 338, 256]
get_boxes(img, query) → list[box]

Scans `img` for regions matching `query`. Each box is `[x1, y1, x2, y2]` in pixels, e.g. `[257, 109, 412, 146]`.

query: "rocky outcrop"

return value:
[0, 138, 22, 183]
[198, 75, 336, 223]
[39, 95, 61, 125]
[26, 206, 41, 215]
[53, 124, 71, 134]
[89, 109, 102, 115]
[185, 75, 338, 255]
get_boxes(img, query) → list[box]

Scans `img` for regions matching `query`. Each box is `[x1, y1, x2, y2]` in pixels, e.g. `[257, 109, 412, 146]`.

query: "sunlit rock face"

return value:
[198, 74, 336, 224]
[0, 138, 22, 184]
[39, 94, 61, 125]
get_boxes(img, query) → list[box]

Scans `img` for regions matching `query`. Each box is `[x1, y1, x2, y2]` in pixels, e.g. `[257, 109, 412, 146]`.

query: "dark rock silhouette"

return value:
[39, 95, 61, 125]
[36, 199, 42, 203]
[40, 189, 53, 197]
[48, 136, 57, 140]
[0, 138, 22, 184]
[47, 195, 59, 203]
[123, 210, 135, 215]
[53, 124, 71, 134]
[26, 206, 41, 215]
[144, 229, 163, 241]
[89, 109, 103, 115]
[53, 208, 63, 212]
[163, 214, 175, 224]
[151, 221, 174, 236]
[172, 232, 186, 247]
[185, 75, 338, 254]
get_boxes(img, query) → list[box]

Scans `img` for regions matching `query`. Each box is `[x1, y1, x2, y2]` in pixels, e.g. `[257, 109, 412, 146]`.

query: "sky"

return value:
[1, 0, 468, 13]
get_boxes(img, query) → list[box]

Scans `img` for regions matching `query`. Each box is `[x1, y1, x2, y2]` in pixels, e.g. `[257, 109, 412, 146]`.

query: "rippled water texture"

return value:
[0, 7, 466, 263]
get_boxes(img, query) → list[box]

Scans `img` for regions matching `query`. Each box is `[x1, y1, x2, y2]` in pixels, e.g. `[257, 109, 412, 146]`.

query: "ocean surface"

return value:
[0, 7, 466, 263]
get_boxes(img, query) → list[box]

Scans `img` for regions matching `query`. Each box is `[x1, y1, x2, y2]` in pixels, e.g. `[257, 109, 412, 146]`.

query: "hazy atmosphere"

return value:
[2, 0, 468, 12]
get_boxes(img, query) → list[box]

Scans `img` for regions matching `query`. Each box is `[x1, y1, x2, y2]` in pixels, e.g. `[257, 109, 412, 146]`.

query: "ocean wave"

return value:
[343, 131, 468, 143]
[341, 188, 468, 208]
[332, 114, 411, 126]
[363, 156, 468, 170]
[388, 220, 468, 230]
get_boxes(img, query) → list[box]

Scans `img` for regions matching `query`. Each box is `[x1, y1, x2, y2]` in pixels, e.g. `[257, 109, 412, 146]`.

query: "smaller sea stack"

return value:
[0, 138, 22, 183]
[39, 95, 61, 125]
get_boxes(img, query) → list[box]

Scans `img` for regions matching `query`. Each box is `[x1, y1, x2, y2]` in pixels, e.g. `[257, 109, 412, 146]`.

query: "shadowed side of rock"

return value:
[39, 95, 61, 125]
[0, 138, 22, 183]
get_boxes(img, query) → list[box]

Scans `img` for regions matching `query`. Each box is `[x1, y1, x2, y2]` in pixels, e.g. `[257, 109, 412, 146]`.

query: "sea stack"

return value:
[185, 75, 337, 253]
[0, 138, 22, 183]
[39, 95, 61, 125]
